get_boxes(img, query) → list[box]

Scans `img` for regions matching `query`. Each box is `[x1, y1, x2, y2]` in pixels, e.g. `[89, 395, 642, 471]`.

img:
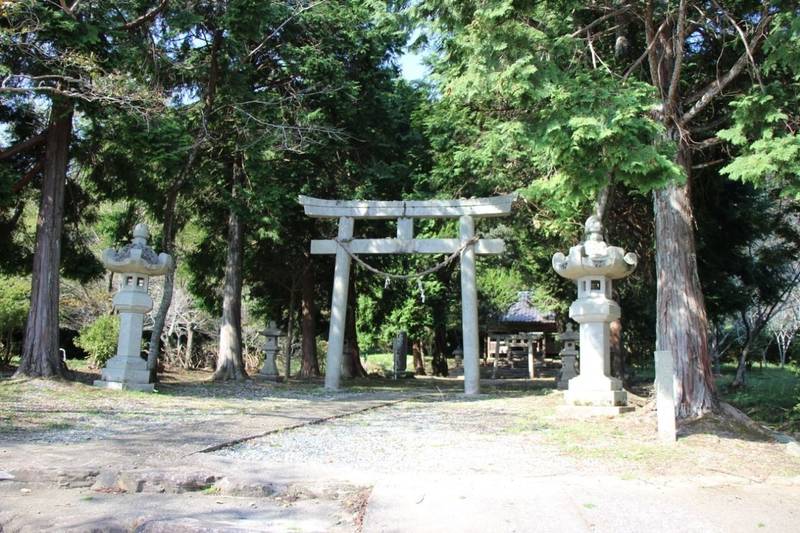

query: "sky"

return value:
[398, 50, 429, 81]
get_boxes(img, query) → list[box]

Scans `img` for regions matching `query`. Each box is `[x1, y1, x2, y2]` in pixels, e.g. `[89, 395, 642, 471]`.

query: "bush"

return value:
[75, 315, 120, 368]
[0, 275, 29, 366]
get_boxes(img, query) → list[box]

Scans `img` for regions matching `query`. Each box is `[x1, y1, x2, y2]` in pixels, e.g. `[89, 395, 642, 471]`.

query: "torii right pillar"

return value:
[552, 216, 637, 413]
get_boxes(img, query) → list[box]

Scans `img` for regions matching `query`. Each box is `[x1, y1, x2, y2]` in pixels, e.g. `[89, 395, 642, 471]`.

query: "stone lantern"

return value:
[452, 346, 463, 368]
[258, 321, 283, 380]
[556, 323, 579, 390]
[94, 223, 172, 392]
[552, 216, 637, 409]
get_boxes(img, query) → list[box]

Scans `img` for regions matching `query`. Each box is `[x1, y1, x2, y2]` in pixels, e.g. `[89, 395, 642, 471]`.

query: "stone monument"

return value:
[392, 331, 408, 379]
[452, 346, 463, 368]
[552, 216, 637, 411]
[94, 223, 172, 392]
[556, 323, 579, 390]
[258, 321, 283, 381]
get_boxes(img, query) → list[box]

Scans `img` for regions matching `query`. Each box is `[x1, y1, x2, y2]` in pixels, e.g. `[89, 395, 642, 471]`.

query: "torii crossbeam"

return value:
[300, 194, 516, 394]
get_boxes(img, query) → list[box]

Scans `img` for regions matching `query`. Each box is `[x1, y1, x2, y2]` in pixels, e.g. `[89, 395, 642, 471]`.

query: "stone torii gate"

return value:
[299, 194, 515, 394]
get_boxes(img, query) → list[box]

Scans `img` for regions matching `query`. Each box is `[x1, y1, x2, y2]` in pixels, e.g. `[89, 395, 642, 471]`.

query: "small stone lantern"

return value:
[94, 223, 172, 392]
[258, 321, 283, 380]
[557, 323, 580, 390]
[453, 346, 463, 368]
[552, 216, 637, 409]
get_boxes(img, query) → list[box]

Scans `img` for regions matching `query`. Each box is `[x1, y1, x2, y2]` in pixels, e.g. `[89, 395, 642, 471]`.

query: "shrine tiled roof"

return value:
[498, 292, 556, 324]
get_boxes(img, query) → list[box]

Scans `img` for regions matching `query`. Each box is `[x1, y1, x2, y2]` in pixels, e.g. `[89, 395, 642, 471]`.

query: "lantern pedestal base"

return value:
[565, 387, 628, 407]
[93, 379, 154, 393]
[94, 352, 153, 392]
[557, 404, 635, 417]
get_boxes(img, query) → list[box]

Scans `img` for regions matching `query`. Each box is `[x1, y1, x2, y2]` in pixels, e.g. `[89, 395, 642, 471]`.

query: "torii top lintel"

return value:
[298, 193, 517, 219]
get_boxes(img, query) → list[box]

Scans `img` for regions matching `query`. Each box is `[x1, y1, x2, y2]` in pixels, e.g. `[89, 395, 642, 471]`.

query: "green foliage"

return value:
[719, 90, 800, 198]
[75, 315, 120, 368]
[718, 364, 800, 433]
[0, 275, 29, 333]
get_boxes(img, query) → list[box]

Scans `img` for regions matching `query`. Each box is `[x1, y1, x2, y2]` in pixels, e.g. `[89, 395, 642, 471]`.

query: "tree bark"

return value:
[284, 278, 298, 379]
[185, 325, 195, 370]
[431, 320, 449, 377]
[213, 157, 247, 381]
[412, 339, 426, 375]
[653, 138, 716, 417]
[15, 98, 73, 379]
[147, 186, 178, 380]
[300, 256, 319, 377]
[341, 273, 366, 378]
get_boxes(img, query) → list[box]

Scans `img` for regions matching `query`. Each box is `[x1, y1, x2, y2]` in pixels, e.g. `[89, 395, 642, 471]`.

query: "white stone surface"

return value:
[655, 350, 677, 443]
[94, 224, 171, 393]
[310, 237, 505, 255]
[460, 215, 480, 396]
[299, 194, 517, 219]
[324, 217, 354, 390]
[552, 217, 637, 408]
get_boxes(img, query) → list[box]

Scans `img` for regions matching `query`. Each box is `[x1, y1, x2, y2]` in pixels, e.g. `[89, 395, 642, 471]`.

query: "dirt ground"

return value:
[1, 369, 799, 532]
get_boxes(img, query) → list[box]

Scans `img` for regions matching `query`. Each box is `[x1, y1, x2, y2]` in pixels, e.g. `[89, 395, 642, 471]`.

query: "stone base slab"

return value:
[565, 388, 628, 406]
[93, 380, 154, 393]
[557, 381, 569, 390]
[254, 374, 284, 382]
[557, 405, 635, 417]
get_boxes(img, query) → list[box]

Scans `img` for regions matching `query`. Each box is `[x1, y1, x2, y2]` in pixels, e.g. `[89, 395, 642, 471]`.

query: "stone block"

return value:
[655, 350, 677, 443]
[565, 388, 628, 406]
[94, 380, 154, 392]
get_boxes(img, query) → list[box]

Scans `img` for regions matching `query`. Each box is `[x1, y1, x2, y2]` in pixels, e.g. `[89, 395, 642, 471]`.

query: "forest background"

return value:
[1, 1, 799, 422]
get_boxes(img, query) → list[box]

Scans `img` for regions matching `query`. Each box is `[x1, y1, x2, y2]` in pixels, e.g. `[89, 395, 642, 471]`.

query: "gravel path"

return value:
[216, 395, 577, 477]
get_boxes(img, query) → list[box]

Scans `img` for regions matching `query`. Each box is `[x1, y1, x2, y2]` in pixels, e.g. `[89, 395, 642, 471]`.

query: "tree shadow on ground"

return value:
[677, 411, 776, 444]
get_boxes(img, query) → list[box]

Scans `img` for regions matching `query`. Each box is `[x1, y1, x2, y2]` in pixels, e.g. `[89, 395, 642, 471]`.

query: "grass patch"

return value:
[717, 363, 800, 433]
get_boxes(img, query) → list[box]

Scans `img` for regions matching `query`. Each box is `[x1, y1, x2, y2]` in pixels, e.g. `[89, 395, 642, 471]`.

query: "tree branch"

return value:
[643, 1, 661, 91]
[120, 0, 169, 31]
[667, 0, 687, 110]
[680, 10, 772, 125]
[0, 132, 47, 161]
[711, 0, 764, 89]
[11, 159, 44, 194]
[624, 19, 668, 80]
[570, 5, 631, 38]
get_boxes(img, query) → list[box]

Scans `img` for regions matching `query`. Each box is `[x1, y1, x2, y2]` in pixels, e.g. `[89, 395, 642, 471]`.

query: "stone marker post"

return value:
[259, 321, 283, 380]
[94, 224, 172, 392]
[392, 331, 408, 379]
[655, 350, 677, 443]
[552, 216, 637, 413]
[557, 323, 579, 390]
[527, 335, 536, 379]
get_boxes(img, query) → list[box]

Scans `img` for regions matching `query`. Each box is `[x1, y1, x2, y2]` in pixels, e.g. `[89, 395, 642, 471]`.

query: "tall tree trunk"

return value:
[412, 339, 426, 375]
[185, 325, 195, 370]
[432, 320, 449, 377]
[653, 138, 716, 417]
[341, 273, 366, 378]
[149, 28, 222, 380]
[300, 255, 319, 377]
[284, 278, 298, 379]
[732, 313, 756, 388]
[147, 186, 178, 380]
[213, 157, 247, 381]
[15, 99, 73, 379]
